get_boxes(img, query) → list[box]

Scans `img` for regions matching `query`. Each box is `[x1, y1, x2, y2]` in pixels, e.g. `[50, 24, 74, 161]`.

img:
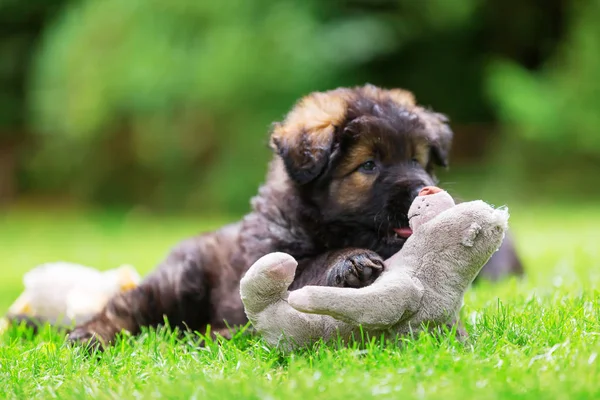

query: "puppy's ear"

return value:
[419, 109, 453, 168]
[378, 86, 451, 167]
[270, 91, 349, 185]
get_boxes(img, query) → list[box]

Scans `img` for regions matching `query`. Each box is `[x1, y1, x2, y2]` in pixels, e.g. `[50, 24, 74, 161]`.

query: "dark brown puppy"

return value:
[67, 84, 522, 347]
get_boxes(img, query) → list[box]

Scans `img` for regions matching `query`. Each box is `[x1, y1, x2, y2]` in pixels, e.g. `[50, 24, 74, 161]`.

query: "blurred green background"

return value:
[1, 0, 599, 217]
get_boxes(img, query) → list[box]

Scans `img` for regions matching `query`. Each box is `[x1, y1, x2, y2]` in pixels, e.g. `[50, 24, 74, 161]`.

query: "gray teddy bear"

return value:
[240, 186, 509, 351]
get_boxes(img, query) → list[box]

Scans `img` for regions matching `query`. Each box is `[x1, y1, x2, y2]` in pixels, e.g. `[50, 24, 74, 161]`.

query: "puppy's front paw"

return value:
[327, 250, 384, 288]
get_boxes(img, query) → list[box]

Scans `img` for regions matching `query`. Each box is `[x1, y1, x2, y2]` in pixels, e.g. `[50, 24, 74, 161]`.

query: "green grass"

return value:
[0, 204, 599, 399]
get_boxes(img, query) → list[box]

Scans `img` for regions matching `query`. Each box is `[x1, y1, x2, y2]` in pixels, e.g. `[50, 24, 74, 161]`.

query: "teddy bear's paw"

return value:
[326, 250, 384, 288]
[287, 288, 320, 313]
[240, 253, 299, 314]
[241, 253, 297, 287]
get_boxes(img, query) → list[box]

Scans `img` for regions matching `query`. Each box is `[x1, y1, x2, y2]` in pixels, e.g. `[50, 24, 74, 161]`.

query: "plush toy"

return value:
[240, 186, 509, 351]
[1, 262, 141, 332]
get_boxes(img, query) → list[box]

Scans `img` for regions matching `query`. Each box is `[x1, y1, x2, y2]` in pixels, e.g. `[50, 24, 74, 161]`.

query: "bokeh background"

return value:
[1, 0, 599, 304]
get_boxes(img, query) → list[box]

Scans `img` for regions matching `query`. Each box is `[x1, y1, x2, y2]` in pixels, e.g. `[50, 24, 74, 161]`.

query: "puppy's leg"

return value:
[68, 253, 208, 349]
[290, 248, 384, 290]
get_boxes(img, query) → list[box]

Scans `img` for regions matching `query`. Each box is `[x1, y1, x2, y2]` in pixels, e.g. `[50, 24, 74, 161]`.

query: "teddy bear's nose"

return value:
[418, 186, 443, 196]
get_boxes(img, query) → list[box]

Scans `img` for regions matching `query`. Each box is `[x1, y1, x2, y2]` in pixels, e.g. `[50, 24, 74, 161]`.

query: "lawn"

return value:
[0, 204, 599, 399]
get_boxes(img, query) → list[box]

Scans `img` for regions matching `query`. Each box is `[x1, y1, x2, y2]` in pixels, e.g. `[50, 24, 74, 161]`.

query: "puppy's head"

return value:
[270, 84, 453, 257]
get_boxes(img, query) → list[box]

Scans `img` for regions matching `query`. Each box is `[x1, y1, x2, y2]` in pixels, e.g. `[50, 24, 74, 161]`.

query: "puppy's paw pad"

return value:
[329, 251, 384, 288]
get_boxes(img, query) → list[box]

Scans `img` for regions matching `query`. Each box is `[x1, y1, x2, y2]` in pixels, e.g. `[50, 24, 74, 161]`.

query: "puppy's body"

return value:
[68, 85, 522, 346]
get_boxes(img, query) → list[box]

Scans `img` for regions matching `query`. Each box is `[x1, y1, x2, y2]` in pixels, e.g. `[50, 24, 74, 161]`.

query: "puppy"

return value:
[66, 84, 522, 347]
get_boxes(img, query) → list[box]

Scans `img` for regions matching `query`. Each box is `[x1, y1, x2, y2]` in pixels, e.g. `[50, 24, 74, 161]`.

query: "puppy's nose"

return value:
[418, 186, 443, 196]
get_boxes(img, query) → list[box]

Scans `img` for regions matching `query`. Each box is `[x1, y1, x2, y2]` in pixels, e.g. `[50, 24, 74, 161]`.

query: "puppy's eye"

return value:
[359, 160, 377, 173]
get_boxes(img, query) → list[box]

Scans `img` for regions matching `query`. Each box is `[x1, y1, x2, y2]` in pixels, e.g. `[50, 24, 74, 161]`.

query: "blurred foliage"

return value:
[487, 0, 600, 152]
[27, 0, 401, 212]
[0, 0, 67, 133]
[0, 0, 597, 212]
[0, 0, 71, 203]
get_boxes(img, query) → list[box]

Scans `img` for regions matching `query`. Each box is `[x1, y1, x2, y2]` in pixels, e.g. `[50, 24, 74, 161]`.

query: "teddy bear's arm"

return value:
[287, 271, 424, 330]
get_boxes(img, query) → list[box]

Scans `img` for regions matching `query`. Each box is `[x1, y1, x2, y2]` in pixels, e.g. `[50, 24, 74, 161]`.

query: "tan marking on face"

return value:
[412, 139, 431, 167]
[335, 142, 376, 177]
[330, 172, 376, 210]
[330, 134, 380, 209]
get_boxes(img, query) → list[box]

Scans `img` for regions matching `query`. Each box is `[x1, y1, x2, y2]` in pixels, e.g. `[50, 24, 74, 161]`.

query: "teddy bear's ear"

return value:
[462, 222, 482, 247]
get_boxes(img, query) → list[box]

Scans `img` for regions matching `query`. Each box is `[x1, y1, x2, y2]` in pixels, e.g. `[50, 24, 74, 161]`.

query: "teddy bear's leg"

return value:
[240, 253, 354, 350]
[240, 252, 298, 315]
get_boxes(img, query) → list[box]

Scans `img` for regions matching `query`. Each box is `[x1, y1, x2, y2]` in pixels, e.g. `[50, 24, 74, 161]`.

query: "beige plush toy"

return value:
[240, 187, 509, 351]
[1, 262, 140, 332]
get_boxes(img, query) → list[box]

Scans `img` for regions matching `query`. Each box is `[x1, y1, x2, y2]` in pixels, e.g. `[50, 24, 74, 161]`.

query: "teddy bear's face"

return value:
[417, 201, 509, 280]
[408, 190, 455, 231]
[457, 204, 509, 252]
